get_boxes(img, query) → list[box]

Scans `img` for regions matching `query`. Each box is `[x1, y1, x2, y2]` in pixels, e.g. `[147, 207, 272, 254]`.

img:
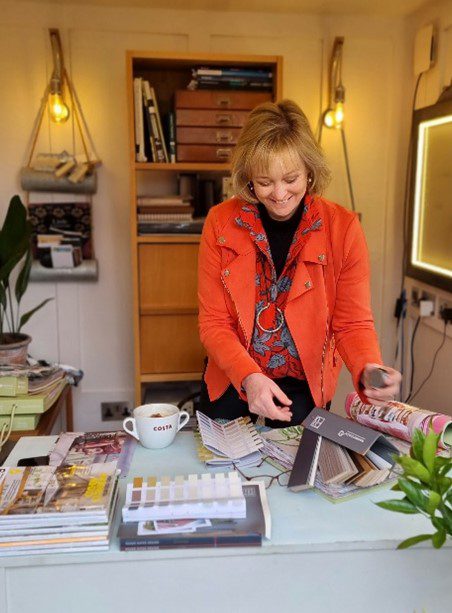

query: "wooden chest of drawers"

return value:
[175, 89, 272, 162]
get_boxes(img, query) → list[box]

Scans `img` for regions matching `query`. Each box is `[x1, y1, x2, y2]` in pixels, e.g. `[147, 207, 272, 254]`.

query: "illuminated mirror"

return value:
[407, 94, 452, 293]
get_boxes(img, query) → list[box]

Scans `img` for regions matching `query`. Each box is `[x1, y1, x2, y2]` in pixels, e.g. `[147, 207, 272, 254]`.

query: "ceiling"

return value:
[16, 0, 434, 17]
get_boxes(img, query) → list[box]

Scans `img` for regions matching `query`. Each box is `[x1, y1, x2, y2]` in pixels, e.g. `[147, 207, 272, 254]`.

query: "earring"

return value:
[307, 173, 313, 191]
[247, 181, 255, 193]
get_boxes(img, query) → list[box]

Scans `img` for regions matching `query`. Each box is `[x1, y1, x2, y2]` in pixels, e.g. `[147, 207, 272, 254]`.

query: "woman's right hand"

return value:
[241, 373, 293, 422]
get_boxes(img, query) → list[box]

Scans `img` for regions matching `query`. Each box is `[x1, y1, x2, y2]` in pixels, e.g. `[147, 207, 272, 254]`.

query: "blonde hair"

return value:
[231, 99, 330, 203]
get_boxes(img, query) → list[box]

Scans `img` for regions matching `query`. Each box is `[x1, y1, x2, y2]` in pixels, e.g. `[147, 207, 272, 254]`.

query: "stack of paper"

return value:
[196, 411, 263, 467]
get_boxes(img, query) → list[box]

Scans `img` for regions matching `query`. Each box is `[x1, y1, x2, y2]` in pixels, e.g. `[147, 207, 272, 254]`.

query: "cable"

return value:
[339, 128, 356, 212]
[409, 321, 448, 404]
[404, 315, 421, 403]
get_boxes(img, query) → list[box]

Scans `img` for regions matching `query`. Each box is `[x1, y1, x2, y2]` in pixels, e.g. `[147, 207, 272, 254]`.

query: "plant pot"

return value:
[0, 333, 32, 365]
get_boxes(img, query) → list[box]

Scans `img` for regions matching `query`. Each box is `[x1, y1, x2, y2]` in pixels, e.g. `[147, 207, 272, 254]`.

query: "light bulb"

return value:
[323, 109, 335, 128]
[48, 92, 70, 123]
[334, 102, 344, 127]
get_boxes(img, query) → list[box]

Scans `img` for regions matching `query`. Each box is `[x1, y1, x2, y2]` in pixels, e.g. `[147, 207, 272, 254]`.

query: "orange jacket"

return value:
[198, 195, 382, 407]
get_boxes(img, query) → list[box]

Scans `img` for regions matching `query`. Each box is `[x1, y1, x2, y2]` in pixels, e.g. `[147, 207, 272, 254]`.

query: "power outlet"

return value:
[101, 401, 131, 421]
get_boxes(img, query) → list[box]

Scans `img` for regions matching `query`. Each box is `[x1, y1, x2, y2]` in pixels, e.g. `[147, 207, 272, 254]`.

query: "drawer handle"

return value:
[216, 131, 233, 143]
[216, 148, 232, 160]
[216, 96, 231, 108]
[215, 113, 232, 124]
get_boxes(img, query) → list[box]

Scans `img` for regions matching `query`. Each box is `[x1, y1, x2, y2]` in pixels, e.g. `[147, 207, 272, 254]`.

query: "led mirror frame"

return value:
[406, 97, 452, 293]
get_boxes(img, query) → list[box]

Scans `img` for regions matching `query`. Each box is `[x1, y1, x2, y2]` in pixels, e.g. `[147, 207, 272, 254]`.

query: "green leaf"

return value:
[426, 490, 441, 515]
[0, 283, 5, 310]
[18, 298, 53, 331]
[435, 456, 452, 470]
[438, 476, 452, 496]
[423, 428, 440, 473]
[397, 477, 429, 512]
[397, 455, 431, 484]
[411, 429, 425, 463]
[397, 534, 432, 549]
[376, 499, 418, 514]
[391, 482, 401, 491]
[15, 248, 32, 305]
[439, 503, 452, 536]
[0, 195, 31, 269]
[431, 516, 446, 532]
[432, 529, 447, 549]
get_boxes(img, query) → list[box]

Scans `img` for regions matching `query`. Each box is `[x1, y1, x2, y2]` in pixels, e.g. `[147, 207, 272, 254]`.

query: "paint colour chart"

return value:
[196, 411, 263, 467]
[122, 472, 246, 521]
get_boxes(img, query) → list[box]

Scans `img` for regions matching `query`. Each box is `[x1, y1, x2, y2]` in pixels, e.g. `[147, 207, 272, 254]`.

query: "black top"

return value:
[258, 200, 304, 278]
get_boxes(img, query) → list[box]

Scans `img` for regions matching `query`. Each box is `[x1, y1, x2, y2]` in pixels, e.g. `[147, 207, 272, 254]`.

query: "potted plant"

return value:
[0, 195, 52, 364]
[376, 428, 451, 549]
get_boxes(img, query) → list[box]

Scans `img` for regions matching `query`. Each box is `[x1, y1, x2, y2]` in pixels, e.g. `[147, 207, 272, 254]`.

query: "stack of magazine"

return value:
[117, 471, 271, 551]
[0, 462, 119, 556]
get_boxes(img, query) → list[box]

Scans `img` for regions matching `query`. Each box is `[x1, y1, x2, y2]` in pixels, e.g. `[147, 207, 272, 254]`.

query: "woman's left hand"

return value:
[360, 363, 402, 406]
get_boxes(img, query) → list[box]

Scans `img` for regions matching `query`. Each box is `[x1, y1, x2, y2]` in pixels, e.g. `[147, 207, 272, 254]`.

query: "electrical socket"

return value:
[101, 401, 131, 421]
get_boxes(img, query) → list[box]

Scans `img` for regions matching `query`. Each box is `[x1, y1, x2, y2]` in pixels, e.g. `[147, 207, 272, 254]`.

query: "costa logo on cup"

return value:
[123, 403, 189, 449]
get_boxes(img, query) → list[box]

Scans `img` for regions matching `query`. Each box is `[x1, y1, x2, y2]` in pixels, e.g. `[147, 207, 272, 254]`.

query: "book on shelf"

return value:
[193, 67, 273, 79]
[138, 219, 205, 234]
[137, 195, 192, 207]
[0, 376, 28, 397]
[0, 377, 67, 416]
[165, 111, 176, 163]
[138, 205, 194, 214]
[141, 80, 168, 163]
[137, 213, 194, 223]
[118, 481, 270, 551]
[0, 462, 119, 555]
[133, 77, 147, 162]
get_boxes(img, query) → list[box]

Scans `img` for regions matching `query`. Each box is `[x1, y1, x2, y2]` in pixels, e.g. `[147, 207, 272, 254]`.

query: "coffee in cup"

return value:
[123, 403, 189, 449]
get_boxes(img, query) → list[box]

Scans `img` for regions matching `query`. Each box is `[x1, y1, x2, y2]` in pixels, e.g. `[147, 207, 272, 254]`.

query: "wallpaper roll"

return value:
[345, 392, 452, 449]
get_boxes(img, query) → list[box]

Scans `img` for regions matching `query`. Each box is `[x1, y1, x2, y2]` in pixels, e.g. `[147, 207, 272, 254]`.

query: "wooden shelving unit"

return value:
[126, 51, 282, 405]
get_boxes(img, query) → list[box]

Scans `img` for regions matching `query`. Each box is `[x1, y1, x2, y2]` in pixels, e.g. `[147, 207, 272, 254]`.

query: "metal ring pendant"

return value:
[256, 304, 284, 333]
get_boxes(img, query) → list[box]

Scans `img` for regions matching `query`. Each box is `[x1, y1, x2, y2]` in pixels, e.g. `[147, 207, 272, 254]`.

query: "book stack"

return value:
[137, 195, 205, 235]
[189, 67, 273, 91]
[133, 77, 169, 163]
[117, 472, 271, 551]
[0, 365, 67, 431]
[0, 462, 119, 556]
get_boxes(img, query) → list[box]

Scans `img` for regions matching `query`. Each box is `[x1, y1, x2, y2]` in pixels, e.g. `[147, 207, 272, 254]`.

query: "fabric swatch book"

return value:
[196, 411, 263, 467]
[0, 377, 67, 415]
[122, 471, 246, 521]
[118, 481, 270, 551]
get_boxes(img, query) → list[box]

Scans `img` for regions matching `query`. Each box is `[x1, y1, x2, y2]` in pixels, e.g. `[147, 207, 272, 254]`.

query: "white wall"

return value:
[402, 0, 452, 414]
[0, 1, 410, 427]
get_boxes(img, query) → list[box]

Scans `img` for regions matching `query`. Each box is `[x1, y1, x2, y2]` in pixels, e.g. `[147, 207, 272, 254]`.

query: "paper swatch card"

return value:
[196, 411, 263, 467]
[122, 472, 246, 521]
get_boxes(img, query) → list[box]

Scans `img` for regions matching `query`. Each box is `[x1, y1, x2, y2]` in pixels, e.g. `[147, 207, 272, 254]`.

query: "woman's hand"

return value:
[361, 363, 402, 406]
[241, 373, 293, 422]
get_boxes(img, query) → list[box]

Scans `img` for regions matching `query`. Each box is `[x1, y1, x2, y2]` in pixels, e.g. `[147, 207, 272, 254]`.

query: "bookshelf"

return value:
[126, 51, 283, 405]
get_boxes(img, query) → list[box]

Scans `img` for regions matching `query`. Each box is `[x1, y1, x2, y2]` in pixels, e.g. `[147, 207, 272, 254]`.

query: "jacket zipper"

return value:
[220, 274, 251, 350]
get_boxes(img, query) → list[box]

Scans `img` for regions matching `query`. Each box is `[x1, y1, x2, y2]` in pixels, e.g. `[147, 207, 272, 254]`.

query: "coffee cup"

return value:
[123, 403, 190, 449]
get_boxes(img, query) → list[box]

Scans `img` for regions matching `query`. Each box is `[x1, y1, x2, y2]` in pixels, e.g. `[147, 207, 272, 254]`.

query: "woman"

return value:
[197, 100, 400, 427]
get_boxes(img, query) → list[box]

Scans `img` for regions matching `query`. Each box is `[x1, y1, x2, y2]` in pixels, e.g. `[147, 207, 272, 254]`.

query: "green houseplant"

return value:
[0, 195, 52, 364]
[376, 428, 452, 549]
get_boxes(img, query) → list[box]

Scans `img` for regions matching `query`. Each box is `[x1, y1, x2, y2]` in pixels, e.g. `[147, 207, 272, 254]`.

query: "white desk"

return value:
[1, 433, 450, 613]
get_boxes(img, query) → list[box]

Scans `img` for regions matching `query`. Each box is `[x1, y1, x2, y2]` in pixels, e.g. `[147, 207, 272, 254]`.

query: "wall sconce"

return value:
[323, 37, 345, 129]
[48, 29, 70, 123]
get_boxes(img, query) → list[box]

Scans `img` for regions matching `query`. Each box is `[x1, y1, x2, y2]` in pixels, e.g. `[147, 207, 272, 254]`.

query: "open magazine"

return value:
[345, 393, 452, 449]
